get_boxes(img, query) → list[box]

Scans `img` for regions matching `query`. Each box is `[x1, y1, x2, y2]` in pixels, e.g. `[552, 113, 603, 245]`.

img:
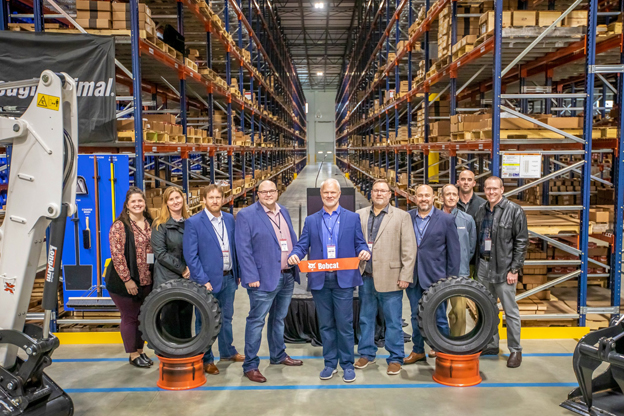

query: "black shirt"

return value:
[365, 204, 389, 275]
[457, 192, 486, 220]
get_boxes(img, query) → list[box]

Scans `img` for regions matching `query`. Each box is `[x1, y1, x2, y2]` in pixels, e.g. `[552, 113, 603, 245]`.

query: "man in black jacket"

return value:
[474, 176, 528, 368]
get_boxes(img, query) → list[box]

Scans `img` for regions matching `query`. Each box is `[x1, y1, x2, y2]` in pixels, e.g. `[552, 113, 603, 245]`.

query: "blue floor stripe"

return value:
[65, 382, 578, 393]
[53, 352, 573, 363]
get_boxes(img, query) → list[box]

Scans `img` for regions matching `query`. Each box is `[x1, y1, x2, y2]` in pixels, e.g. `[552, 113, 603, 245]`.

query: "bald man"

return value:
[457, 170, 486, 219]
[404, 184, 460, 364]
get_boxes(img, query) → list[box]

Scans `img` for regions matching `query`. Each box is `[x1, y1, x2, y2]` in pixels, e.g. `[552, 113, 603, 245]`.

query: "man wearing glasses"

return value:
[288, 178, 370, 383]
[355, 179, 416, 375]
[235, 180, 302, 383]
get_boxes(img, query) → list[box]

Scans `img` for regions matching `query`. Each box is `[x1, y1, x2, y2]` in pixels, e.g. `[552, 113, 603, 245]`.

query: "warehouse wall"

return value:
[304, 90, 336, 162]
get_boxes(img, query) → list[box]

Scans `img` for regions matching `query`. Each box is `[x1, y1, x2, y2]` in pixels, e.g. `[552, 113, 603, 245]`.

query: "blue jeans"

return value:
[197, 273, 238, 364]
[311, 272, 355, 371]
[243, 271, 295, 372]
[405, 282, 449, 354]
[358, 276, 404, 365]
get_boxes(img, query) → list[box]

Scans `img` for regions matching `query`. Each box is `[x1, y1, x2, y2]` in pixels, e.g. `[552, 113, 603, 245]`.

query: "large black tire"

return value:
[418, 277, 499, 355]
[139, 279, 222, 358]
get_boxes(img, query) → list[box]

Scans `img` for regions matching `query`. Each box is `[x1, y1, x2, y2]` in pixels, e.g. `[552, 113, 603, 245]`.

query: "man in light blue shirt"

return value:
[441, 184, 476, 337]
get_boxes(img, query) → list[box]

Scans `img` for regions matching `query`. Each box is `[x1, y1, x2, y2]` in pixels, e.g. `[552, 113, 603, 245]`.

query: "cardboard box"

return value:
[112, 16, 154, 31]
[546, 117, 582, 129]
[76, 0, 110, 11]
[75, 18, 111, 29]
[77, 10, 111, 20]
[590, 209, 611, 223]
[563, 11, 587, 27]
[479, 11, 512, 35]
[111, 3, 151, 16]
[538, 11, 562, 27]
[512, 11, 536, 27]
[145, 114, 177, 124]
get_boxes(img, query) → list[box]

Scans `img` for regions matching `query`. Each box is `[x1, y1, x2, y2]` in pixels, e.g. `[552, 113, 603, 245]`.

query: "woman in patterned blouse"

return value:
[106, 187, 154, 368]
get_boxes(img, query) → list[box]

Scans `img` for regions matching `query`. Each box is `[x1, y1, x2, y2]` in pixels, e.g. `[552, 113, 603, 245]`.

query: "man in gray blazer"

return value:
[355, 179, 417, 375]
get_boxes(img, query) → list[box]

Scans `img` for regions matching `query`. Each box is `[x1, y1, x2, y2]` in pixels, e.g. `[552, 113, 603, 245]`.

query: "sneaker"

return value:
[343, 368, 356, 383]
[319, 367, 337, 380]
[387, 362, 402, 375]
[354, 357, 375, 369]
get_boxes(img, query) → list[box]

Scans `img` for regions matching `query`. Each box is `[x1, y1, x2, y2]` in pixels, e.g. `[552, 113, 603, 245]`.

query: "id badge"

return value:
[147, 253, 154, 264]
[280, 239, 289, 252]
[484, 238, 492, 251]
[327, 245, 336, 259]
[222, 250, 230, 264]
[368, 242, 373, 251]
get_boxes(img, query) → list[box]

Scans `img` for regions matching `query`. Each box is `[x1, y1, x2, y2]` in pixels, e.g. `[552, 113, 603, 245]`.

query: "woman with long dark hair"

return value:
[106, 186, 154, 368]
[151, 186, 192, 339]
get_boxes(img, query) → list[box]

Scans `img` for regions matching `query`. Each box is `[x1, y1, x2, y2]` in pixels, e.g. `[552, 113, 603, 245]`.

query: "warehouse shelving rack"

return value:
[0, 0, 308, 210]
[335, 0, 624, 327]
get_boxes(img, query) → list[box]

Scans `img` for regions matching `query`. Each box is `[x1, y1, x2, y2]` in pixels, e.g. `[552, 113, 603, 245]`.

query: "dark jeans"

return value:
[161, 300, 193, 339]
[405, 282, 449, 354]
[311, 272, 355, 371]
[110, 285, 152, 353]
[196, 273, 238, 364]
[358, 276, 405, 365]
[243, 271, 295, 372]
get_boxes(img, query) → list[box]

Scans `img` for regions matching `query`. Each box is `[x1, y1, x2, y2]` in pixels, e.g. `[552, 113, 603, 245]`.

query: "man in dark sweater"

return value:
[457, 170, 486, 219]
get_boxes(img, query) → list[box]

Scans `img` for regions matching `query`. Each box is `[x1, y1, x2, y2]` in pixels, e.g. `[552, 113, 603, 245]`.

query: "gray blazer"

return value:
[451, 207, 476, 277]
[356, 204, 417, 292]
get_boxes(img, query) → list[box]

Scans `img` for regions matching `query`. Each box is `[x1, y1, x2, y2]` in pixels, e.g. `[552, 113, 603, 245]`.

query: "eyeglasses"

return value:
[372, 189, 390, 194]
[258, 190, 278, 195]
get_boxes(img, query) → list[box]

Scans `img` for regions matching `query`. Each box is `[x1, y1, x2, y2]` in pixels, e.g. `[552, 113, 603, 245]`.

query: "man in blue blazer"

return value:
[404, 184, 460, 364]
[235, 180, 302, 383]
[289, 178, 371, 383]
[183, 184, 243, 375]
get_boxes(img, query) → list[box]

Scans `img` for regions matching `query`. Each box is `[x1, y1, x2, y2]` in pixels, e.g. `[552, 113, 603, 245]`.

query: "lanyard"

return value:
[414, 216, 431, 242]
[268, 211, 283, 236]
[131, 219, 149, 239]
[211, 217, 226, 248]
[322, 213, 339, 243]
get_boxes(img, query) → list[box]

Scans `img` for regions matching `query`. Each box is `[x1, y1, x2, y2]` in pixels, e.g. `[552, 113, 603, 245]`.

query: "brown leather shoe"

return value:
[387, 362, 402, 375]
[244, 369, 267, 383]
[428, 350, 437, 358]
[404, 352, 427, 365]
[277, 355, 303, 366]
[507, 352, 522, 368]
[354, 357, 375, 369]
[220, 353, 245, 362]
[204, 363, 219, 375]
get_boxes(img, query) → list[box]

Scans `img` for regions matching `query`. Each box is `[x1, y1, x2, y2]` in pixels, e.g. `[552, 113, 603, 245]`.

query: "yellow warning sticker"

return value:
[36, 93, 60, 111]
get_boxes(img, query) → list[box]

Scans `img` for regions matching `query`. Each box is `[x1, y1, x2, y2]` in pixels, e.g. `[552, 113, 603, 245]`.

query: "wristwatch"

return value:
[510, 268, 519, 274]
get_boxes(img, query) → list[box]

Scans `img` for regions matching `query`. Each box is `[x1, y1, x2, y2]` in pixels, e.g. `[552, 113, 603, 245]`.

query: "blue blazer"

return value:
[235, 201, 300, 292]
[290, 207, 369, 290]
[407, 208, 461, 290]
[182, 211, 239, 294]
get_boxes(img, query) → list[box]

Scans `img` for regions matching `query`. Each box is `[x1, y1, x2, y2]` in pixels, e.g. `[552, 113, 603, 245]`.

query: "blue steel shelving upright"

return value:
[334, 0, 624, 326]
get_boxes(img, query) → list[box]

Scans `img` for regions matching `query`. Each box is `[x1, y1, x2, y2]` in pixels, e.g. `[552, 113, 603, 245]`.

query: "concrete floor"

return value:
[48, 164, 581, 416]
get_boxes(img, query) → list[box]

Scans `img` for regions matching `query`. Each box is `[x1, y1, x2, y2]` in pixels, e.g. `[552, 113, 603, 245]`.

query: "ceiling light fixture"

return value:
[314, 2, 324, 8]
[317, 71, 324, 76]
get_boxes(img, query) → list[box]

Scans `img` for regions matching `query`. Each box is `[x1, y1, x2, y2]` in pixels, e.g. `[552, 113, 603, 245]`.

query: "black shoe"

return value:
[140, 353, 154, 366]
[481, 348, 500, 356]
[129, 355, 151, 368]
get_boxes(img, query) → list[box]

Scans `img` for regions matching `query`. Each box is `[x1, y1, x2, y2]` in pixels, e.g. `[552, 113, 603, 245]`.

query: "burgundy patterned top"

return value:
[109, 219, 153, 286]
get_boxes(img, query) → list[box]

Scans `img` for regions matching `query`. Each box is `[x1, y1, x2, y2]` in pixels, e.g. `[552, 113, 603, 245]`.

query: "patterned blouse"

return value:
[109, 219, 153, 286]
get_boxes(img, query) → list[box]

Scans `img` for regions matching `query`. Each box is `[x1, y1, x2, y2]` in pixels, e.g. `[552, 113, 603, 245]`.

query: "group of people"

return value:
[105, 168, 528, 385]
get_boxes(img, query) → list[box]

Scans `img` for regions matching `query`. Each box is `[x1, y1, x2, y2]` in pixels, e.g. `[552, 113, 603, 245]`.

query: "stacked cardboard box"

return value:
[76, 1, 111, 29]
[437, 6, 480, 60]
[111, 3, 154, 33]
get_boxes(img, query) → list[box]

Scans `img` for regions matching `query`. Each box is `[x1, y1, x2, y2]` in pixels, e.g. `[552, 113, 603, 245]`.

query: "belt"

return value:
[480, 254, 491, 262]
[281, 268, 293, 274]
[223, 270, 233, 276]
[362, 272, 373, 278]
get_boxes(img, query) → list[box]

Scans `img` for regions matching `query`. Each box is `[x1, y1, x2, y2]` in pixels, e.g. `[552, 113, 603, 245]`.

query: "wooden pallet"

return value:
[117, 131, 135, 142]
[144, 131, 169, 143]
[451, 131, 477, 141]
[452, 44, 474, 60]
[526, 214, 590, 235]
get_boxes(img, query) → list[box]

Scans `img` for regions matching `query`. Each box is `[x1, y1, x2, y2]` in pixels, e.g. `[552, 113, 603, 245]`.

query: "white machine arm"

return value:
[0, 70, 78, 370]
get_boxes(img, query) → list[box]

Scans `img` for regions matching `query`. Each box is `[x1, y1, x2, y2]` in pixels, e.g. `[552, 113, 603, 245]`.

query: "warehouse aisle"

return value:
[277, 162, 370, 233]
[46, 170, 579, 416]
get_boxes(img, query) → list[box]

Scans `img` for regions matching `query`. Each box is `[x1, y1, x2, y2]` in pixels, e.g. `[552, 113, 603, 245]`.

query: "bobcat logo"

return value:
[307, 262, 317, 271]
[4, 282, 15, 294]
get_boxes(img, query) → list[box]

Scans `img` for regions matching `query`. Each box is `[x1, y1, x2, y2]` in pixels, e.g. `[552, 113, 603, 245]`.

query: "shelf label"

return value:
[149, 47, 154, 55]
[502, 153, 542, 179]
